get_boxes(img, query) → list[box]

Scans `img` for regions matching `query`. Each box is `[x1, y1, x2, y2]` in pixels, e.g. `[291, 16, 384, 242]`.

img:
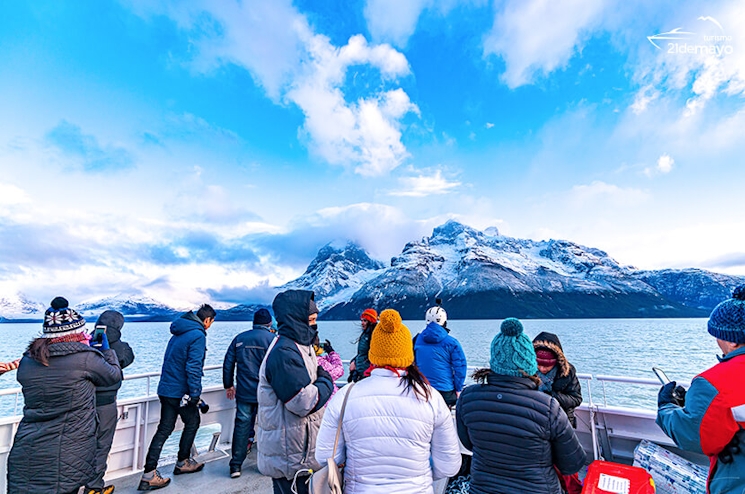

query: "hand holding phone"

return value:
[93, 325, 107, 343]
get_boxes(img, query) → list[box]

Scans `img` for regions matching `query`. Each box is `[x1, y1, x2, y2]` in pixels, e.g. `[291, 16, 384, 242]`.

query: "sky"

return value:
[1, 0, 744, 309]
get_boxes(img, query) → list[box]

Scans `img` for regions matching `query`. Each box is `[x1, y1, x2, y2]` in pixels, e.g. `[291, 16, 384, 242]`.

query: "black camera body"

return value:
[197, 400, 210, 414]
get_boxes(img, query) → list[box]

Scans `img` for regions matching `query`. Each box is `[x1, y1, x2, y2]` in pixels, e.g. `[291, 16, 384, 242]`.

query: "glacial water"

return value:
[0, 317, 714, 417]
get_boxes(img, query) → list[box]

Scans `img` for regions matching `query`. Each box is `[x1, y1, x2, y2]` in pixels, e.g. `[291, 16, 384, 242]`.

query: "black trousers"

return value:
[438, 389, 458, 407]
[144, 396, 201, 472]
[273, 475, 310, 494]
[87, 401, 119, 488]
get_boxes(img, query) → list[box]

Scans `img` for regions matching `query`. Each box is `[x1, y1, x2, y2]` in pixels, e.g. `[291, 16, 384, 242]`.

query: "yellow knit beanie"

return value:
[368, 309, 414, 368]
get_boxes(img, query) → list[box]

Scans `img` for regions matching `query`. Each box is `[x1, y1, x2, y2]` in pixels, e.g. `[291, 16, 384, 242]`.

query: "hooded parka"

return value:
[256, 290, 334, 480]
[532, 331, 582, 427]
[7, 342, 122, 494]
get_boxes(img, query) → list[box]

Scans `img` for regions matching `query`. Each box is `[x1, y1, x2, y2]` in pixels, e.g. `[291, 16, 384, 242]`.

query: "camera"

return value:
[197, 400, 210, 414]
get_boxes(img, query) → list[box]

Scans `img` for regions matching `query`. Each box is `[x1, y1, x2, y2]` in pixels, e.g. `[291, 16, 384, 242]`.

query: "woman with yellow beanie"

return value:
[315, 309, 461, 493]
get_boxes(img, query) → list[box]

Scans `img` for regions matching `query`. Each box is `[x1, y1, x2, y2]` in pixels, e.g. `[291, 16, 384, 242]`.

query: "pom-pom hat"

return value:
[368, 309, 414, 368]
[42, 296, 87, 338]
[708, 284, 745, 344]
[490, 317, 538, 377]
[361, 308, 378, 324]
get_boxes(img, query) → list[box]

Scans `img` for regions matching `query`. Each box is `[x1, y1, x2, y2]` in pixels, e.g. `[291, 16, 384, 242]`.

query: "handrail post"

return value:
[587, 375, 600, 461]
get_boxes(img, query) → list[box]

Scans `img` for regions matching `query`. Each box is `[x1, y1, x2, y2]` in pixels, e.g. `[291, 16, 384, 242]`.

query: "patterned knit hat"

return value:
[368, 309, 414, 368]
[490, 318, 538, 377]
[361, 308, 378, 324]
[708, 284, 745, 344]
[42, 297, 87, 339]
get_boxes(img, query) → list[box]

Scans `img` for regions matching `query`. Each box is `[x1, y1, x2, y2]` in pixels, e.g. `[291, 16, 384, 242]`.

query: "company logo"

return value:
[648, 16, 733, 56]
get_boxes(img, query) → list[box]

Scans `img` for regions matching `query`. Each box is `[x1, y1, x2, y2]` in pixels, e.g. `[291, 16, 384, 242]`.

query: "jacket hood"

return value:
[170, 311, 206, 336]
[272, 290, 317, 346]
[96, 310, 124, 344]
[532, 331, 570, 377]
[421, 321, 448, 344]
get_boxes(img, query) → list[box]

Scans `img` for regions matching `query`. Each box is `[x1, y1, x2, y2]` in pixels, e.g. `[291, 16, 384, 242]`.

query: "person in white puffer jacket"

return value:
[315, 308, 461, 493]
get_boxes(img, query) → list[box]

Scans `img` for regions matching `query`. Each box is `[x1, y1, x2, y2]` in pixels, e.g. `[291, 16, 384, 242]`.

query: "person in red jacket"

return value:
[656, 284, 745, 494]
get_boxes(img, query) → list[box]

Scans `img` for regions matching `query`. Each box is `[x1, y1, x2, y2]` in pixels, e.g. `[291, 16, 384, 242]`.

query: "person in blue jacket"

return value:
[138, 304, 216, 491]
[414, 302, 467, 407]
[223, 307, 276, 478]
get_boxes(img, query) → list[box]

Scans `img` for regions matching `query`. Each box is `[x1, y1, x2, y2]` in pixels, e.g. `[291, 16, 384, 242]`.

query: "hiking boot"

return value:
[230, 466, 241, 478]
[173, 458, 205, 475]
[137, 470, 171, 491]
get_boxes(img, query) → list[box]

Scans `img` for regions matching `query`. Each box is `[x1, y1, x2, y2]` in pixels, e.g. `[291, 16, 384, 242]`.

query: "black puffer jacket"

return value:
[533, 332, 582, 427]
[95, 310, 135, 406]
[8, 342, 122, 494]
[456, 372, 586, 494]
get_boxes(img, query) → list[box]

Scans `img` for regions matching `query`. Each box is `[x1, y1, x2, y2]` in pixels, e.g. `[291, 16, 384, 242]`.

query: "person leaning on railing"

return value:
[656, 284, 745, 494]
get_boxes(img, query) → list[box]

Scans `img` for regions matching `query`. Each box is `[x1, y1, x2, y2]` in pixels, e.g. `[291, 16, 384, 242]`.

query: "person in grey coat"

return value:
[256, 290, 334, 494]
[7, 297, 122, 494]
[456, 318, 586, 494]
[85, 310, 135, 494]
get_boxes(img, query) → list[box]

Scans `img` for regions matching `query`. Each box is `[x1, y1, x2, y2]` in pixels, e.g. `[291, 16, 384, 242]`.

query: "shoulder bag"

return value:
[309, 382, 356, 494]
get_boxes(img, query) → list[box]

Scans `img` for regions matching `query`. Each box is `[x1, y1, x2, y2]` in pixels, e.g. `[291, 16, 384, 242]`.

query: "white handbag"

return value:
[309, 383, 355, 494]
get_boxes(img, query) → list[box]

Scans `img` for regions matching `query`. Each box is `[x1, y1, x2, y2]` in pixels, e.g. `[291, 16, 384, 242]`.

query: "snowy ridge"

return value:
[0, 293, 45, 320]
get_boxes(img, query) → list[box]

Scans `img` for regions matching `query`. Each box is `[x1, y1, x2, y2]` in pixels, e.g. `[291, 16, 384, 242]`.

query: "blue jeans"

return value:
[230, 401, 258, 469]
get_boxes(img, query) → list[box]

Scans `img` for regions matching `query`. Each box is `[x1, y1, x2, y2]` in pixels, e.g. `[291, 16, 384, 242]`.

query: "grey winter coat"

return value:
[256, 290, 334, 480]
[7, 342, 122, 494]
[456, 372, 586, 494]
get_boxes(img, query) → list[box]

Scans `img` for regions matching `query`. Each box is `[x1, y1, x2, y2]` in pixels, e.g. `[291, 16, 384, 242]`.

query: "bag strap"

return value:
[331, 382, 356, 458]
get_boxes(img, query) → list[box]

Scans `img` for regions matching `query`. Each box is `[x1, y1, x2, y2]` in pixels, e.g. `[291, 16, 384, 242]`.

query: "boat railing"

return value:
[1, 361, 705, 492]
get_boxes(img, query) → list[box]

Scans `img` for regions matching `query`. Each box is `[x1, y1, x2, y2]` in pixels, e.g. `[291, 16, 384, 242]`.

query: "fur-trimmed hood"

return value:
[532, 331, 570, 378]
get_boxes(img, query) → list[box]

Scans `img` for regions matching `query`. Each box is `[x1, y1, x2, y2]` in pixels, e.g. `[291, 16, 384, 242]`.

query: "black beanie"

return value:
[253, 308, 272, 325]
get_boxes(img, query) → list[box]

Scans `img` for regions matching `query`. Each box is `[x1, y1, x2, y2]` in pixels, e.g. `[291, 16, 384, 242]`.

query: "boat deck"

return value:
[111, 449, 272, 493]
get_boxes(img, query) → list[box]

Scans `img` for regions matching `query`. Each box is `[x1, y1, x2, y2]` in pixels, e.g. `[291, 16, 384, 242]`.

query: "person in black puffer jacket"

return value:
[85, 310, 135, 494]
[7, 297, 122, 494]
[456, 318, 586, 494]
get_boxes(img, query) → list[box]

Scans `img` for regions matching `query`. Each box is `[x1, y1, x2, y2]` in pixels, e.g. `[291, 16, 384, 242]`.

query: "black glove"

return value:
[316, 365, 332, 383]
[658, 382, 686, 407]
[322, 339, 334, 354]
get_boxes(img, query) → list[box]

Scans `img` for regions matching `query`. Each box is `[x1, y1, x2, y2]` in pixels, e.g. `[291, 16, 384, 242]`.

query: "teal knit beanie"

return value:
[490, 318, 538, 377]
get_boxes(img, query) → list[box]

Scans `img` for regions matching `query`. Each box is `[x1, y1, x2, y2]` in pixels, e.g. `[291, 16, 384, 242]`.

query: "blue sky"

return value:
[1, 0, 744, 308]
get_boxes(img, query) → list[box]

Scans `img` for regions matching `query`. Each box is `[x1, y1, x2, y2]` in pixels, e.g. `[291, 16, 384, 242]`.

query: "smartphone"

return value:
[652, 367, 671, 384]
[93, 325, 106, 343]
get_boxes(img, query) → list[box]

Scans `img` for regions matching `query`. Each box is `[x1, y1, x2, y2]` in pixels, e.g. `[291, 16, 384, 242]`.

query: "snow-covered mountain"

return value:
[76, 295, 180, 322]
[634, 269, 745, 311]
[2, 221, 744, 322]
[313, 221, 742, 320]
[280, 242, 385, 309]
[0, 293, 45, 321]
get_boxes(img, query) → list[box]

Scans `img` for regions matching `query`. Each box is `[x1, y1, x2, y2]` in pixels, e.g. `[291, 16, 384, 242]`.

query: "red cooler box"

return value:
[582, 460, 656, 494]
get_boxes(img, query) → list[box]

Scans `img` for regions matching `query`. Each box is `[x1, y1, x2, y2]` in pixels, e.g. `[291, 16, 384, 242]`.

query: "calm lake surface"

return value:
[1, 318, 713, 416]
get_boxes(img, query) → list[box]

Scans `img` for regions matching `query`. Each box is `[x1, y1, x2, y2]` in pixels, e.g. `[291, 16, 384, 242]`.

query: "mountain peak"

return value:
[430, 220, 480, 242]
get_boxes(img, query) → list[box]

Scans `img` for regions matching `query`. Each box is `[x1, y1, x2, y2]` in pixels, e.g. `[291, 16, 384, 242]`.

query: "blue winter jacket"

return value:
[223, 324, 276, 404]
[157, 311, 207, 399]
[414, 322, 467, 393]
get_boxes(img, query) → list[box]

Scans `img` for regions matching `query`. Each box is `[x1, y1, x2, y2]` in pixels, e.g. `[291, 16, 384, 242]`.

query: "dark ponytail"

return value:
[400, 364, 432, 401]
[27, 338, 53, 366]
[472, 367, 541, 387]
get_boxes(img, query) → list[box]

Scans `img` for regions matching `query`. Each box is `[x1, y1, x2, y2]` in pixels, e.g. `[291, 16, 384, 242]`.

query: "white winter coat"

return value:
[315, 368, 462, 493]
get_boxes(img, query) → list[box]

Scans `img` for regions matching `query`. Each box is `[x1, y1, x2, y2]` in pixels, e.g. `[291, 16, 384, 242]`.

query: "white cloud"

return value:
[0, 183, 30, 207]
[656, 154, 674, 173]
[390, 170, 461, 197]
[630, 85, 659, 115]
[364, 0, 430, 47]
[132, 0, 417, 177]
[483, 0, 606, 88]
[569, 181, 649, 207]
[485, 122, 495, 129]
